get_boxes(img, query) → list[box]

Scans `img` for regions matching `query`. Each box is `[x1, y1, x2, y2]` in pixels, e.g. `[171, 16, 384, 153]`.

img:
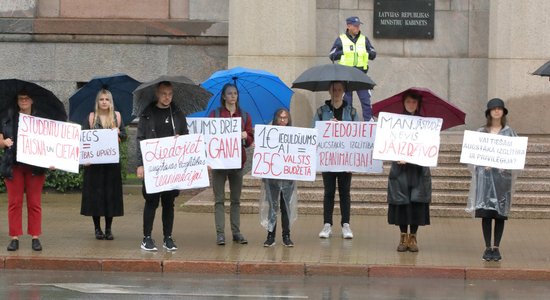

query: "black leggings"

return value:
[93, 216, 113, 230]
[399, 225, 419, 234]
[482, 218, 505, 248]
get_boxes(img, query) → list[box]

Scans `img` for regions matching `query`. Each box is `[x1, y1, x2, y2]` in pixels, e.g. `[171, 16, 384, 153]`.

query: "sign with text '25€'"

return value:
[140, 134, 209, 194]
[16, 113, 81, 173]
[252, 125, 317, 181]
[79, 129, 119, 165]
[187, 117, 242, 169]
[373, 112, 442, 167]
[315, 121, 383, 173]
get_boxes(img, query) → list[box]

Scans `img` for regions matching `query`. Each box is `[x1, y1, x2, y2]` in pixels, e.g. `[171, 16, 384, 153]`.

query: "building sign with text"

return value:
[374, 0, 434, 39]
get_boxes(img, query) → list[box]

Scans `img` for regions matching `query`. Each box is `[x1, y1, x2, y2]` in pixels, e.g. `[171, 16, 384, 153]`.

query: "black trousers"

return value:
[142, 187, 178, 237]
[322, 172, 352, 226]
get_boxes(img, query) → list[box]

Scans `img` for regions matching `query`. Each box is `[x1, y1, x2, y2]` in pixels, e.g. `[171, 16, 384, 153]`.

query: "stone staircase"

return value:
[182, 142, 550, 219]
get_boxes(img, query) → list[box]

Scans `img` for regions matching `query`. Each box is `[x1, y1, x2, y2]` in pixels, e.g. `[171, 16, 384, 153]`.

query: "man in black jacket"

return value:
[136, 81, 188, 251]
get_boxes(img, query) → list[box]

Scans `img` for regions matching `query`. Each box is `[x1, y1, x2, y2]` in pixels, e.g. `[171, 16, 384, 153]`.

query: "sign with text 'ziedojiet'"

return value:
[252, 125, 317, 181]
[373, 112, 442, 167]
[16, 113, 81, 173]
[79, 129, 119, 165]
[140, 134, 209, 194]
[315, 121, 383, 173]
[460, 130, 528, 170]
[187, 117, 242, 169]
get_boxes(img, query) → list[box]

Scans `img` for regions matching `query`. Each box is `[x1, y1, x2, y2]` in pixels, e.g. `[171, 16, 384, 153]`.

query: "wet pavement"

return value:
[1, 190, 550, 280]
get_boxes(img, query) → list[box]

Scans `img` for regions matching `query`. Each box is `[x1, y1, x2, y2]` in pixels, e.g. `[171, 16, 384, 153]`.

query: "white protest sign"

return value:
[79, 129, 119, 164]
[373, 112, 442, 167]
[140, 134, 209, 194]
[460, 130, 528, 169]
[315, 121, 383, 173]
[187, 117, 242, 169]
[16, 114, 81, 173]
[252, 125, 317, 181]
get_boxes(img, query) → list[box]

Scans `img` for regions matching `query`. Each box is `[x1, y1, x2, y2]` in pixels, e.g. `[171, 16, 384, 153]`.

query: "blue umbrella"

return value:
[69, 74, 140, 125]
[201, 67, 293, 126]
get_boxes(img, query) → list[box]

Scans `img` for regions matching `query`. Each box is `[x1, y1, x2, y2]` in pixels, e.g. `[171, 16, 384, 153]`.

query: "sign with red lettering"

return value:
[187, 117, 242, 169]
[252, 125, 317, 181]
[16, 114, 81, 173]
[79, 129, 119, 165]
[315, 121, 383, 173]
[140, 134, 209, 194]
[460, 130, 528, 169]
[373, 112, 442, 167]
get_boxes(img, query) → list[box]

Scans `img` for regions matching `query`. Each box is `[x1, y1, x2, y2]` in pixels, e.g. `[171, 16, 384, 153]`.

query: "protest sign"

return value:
[252, 125, 317, 181]
[16, 114, 81, 173]
[187, 117, 242, 169]
[79, 129, 119, 164]
[460, 130, 528, 170]
[140, 134, 209, 194]
[373, 112, 442, 167]
[315, 121, 383, 173]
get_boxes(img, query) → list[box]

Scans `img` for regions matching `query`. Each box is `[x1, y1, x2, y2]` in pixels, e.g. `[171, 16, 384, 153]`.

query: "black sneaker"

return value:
[282, 235, 294, 247]
[32, 238, 42, 251]
[95, 229, 105, 240]
[482, 248, 492, 261]
[216, 233, 226, 245]
[104, 229, 114, 240]
[141, 236, 157, 251]
[232, 233, 248, 244]
[492, 248, 502, 261]
[163, 236, 178, 251]
[7, 239, 19, 251]
[263, 232, 275, 247]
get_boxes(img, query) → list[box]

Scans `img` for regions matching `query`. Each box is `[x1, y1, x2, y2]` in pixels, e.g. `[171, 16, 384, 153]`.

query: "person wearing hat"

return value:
[466, 98, 518, 262]
[329, 16, 376, 121]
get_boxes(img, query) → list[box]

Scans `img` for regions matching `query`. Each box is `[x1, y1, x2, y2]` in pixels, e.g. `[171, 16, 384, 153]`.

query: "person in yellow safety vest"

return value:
[329, 16, 376, 121]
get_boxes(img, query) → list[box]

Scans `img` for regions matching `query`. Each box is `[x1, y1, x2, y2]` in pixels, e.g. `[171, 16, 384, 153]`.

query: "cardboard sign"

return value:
[187, 117, 242, 169]
[79, 129, 120, 164]
[252, 125, 317, 181]
[460, 130, 528, 170]
[16, 114, 81, 173]
[140, 134, 209, 194]
[315, 121, 383, 173]
[373, 112, 442, 167]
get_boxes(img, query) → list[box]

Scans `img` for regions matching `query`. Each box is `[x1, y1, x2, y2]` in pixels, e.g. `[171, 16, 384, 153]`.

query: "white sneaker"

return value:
[319, 223, 332, 238]
[342, 223, 354, 239]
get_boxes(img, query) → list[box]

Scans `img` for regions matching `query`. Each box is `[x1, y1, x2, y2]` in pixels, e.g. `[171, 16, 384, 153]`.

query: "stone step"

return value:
[181, 190, 550, 219]
[437, 152, 550, 166]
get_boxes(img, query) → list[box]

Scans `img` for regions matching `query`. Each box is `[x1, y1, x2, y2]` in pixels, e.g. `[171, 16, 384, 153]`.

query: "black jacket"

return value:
[136, 102, 188, 167]
[387, 162, 432, 205]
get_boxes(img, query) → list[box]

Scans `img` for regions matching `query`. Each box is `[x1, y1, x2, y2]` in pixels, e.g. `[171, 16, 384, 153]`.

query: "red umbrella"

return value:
[372, 87, 466, 130]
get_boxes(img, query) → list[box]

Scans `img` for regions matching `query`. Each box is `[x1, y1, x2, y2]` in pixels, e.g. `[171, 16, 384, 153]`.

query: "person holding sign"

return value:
[260, 108, 298, 247]
[313, 81, 359, 239]
[387, 92, 432, 252]
[466, 98, 518, 262]
[0, 89, 48, 251]
[136, 81, 188, 251]
[208, 83, 253, 246]
[80, 89, 126, 241]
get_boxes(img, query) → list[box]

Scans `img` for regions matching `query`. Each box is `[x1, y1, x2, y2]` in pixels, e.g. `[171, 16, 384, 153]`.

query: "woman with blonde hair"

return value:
[81, 89, 126, 240]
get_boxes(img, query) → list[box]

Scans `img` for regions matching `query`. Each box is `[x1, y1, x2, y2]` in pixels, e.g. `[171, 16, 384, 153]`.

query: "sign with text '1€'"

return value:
[16, 113, 81, 173]
[315, 121, 383, 173]
[140, 134, 209, 194]
[79, 129, 119, 165]
[252, 125, 318, 181]
[187, 117, 242, 169]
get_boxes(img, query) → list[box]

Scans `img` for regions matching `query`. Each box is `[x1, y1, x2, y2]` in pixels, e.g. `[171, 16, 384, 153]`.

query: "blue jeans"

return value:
[344, 89, 372, 121]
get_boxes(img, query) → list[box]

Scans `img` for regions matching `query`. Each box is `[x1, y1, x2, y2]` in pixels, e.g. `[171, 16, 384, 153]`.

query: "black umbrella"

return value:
[132, 75, 212, 116]
[291, 63, 376, 92]
[532, 60, 550, 77]
[0, 79, 67, 121]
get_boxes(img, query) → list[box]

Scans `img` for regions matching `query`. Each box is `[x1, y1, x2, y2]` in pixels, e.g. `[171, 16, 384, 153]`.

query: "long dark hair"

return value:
[272, 108, 291, 126]
[220, 83, 239, 109]
[402, 91, 422, 116]
[485, 112, 507, 128]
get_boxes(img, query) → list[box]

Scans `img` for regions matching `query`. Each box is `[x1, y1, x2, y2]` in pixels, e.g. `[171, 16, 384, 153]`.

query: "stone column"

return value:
[228, 0, 317, 127]
[487, 0, 550, 134]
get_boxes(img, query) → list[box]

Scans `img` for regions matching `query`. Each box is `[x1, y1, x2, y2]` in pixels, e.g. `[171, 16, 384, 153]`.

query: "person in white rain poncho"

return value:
[466, 98, 519, 262]
[259, 108, 298, 247]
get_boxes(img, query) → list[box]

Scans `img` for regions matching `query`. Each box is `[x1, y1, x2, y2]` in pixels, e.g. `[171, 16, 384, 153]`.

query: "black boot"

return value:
[263, 231, 275, 247]
[282, 234, 294, 247]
